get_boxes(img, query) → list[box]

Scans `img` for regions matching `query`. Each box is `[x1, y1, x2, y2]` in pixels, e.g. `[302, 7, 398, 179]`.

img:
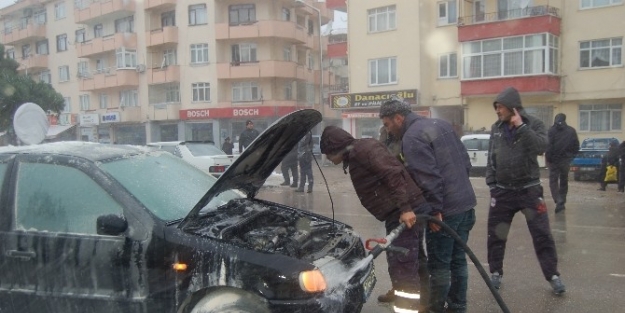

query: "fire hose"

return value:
[365, 215, 511, 313]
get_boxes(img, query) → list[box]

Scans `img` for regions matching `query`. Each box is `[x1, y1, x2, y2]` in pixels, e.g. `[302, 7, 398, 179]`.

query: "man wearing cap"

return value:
[239, 120, 260, 152]
[320, 125, 437, 313]
[486, 86, 565, 295]
[379, 99, 476, 313]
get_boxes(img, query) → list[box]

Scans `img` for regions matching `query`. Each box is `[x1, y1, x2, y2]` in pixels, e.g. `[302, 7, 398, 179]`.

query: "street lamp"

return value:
[294, 0, 323, 113]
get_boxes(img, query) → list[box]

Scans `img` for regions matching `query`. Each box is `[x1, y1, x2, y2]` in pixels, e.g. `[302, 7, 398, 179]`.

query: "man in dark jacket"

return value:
[238, 120, 260, 152]
[296, 131, 314, 193]
[545, 113, 580, 213]
[320, 125, 435, 313]
[379, 100, 476, 313]
[221, 137, 234, 156]
[486, 86, 565, 295]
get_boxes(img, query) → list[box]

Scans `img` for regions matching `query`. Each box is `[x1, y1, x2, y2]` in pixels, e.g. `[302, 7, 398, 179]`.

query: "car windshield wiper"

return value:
[166, 218, 184, 226]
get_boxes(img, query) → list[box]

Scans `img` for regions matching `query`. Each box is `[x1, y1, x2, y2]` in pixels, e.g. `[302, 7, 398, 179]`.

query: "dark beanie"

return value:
[379, 100, 412, 118]
[320, 126, 355, 155]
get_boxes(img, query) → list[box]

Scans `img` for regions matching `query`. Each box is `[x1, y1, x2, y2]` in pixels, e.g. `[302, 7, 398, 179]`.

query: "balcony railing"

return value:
[458, 5, 560, 26]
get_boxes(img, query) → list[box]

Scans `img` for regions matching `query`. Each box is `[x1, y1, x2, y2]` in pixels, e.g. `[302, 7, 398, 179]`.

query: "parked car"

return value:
[0, 109, 375, 313]
[146, 141, 233, 177]
[570, 137, 620, 181]
[461, 133, 546, 175]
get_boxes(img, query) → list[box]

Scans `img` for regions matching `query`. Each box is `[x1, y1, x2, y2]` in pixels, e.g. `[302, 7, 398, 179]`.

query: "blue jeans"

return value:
[427, 209, 476, 313]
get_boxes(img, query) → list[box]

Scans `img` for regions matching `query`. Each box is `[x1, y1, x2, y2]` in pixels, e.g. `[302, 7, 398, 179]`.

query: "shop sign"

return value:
[79, 113, 100, 126]
[341, 109, 430, 119]
[330, 89, 418, 109]
[180, 106, 298, 120]
[101, 112, 121, 123]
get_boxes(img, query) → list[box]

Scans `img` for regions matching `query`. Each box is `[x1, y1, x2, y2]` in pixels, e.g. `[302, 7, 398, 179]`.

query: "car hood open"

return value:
[179, 109, 322, 228]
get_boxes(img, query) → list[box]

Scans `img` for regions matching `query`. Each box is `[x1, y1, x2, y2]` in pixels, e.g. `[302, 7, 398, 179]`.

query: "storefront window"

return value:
[116, 125, 146, 145]
[160, 124, 178, 141]
[358, 119, 381, 139]
[186, 123, 213, 142]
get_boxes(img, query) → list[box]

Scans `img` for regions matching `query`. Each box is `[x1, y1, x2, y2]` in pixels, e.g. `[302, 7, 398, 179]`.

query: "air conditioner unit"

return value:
[136, 64, 146, 73]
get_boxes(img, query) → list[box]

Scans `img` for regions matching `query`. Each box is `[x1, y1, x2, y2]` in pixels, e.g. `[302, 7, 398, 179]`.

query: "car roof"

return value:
[147, 141, 216, 146]
[0, 141, 152, 162]
[461, 134, 490, 140]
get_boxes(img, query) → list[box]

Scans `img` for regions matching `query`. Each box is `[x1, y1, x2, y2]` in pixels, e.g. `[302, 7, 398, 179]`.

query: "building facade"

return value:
[340, 0, 624, 140]
[1, 0, 333, 145]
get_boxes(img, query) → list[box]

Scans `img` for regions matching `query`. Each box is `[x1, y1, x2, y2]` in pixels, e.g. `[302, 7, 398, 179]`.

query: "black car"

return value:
[0, 110, 375, 313]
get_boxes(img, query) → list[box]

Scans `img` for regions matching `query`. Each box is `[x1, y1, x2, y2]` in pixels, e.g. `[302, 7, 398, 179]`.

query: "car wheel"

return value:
[189, 289, 270, 313]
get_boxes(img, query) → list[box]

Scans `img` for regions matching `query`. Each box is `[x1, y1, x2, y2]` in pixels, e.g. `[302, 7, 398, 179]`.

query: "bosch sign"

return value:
[233, 109, 259, 116]
[180, 106, 298, 120]
[186, 110, 210, 118]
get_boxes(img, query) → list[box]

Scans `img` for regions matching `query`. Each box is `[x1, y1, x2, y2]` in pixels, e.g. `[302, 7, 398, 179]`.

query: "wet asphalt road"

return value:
[258, 164, 625, 313]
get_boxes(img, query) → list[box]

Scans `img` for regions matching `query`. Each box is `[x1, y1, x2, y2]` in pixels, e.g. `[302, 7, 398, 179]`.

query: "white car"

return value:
[461, 133, 546, 172]
[146, 141, 234, 177]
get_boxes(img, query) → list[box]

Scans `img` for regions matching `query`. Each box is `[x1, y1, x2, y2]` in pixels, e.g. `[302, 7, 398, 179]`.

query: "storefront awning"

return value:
[46, 125, 76, 140]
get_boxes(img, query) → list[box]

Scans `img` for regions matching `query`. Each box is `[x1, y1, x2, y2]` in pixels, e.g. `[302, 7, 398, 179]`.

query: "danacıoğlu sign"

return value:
[330, 89, 418, 109]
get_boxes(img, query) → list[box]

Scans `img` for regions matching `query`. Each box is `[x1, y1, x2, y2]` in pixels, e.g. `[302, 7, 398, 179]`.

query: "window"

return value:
[296, 15, 305, 27]
[77, 61, 88, 77]
[439, 53, 458, 78]
[192, 83, 210, 102]
[369, 57, 397, 85]
[580, 0, 623, 9]
[59, 65, 70, 82]
[438, 0, 457, 26]
[283, 46, 292, 61]
[6, 49, 15, 59]
[40, 70, 51, 84]
[162, 11, 176, 27]
[163, 49, 177, 67]
[75, 29, 85, 43]
[232, 82, 260, 102]
[36, 40, 48, 55]
[99, 94, 108, 109]
[94, 24, 103, 38]
[282, 8, 291, 21]
[34, 10, 46, 25]
[579, 38, 622, 68]
[54, 2, 66, 20]
[115, 16, 134, 33]
[474, 0, 485, 23]
[285, 83, 293, 100]
[15, 162, 124, 235]
[79, 94, 90, 111]
[231, 43, 257, 63]
[165, 84, 180, 103]
[308, 51, 314, 69]
[579, 104, 622, 131]
[56, 34, 67, 52]
[189, 4, 207, 25]
[190, 43, 209, 64]
[116, 47, 137, 69]
[22, 44, 31, 59]
[308, 19, 314, 35]
[96, 59, 107, 73]
[368, 6, 396, 33]
[229, 4, 256, 25]
[63, 97, 71, 113]
[120, 90, 138, 107]
[462, 33, 559, 79]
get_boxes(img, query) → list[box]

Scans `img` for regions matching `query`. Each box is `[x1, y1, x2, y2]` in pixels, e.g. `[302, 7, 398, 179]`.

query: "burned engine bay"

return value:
[183, 199, 362, 260]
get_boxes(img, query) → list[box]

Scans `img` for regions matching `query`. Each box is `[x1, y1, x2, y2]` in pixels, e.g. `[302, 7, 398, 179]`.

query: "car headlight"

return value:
[298, 269, 327, 293]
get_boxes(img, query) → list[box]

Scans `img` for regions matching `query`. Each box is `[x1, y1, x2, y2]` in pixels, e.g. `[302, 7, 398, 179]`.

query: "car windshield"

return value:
[100, 153, 241, 221]
[185, 143, 225, 156]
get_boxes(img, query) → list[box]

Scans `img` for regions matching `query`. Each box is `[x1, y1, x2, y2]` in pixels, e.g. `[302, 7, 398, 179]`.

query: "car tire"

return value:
[189, 289, 270, 313]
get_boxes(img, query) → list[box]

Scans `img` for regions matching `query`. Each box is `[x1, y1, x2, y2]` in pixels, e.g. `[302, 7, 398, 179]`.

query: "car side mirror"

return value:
[97, 214, 128, 236]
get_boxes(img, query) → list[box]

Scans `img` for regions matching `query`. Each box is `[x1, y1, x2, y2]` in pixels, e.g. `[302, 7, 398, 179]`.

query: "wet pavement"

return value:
[258, 163, 625, 313]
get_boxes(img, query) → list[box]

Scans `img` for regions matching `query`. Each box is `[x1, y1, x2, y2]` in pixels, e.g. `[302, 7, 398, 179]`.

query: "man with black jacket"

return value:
[320, 125, 436, 313]
[238, 120, 260, 152]
[545, 113, 580, 213]
[486, 86, 565, 295]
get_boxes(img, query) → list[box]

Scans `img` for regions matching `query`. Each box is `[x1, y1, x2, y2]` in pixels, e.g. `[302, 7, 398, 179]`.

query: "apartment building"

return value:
[1, 0, 333, 145]
[338, 0, 624, 140]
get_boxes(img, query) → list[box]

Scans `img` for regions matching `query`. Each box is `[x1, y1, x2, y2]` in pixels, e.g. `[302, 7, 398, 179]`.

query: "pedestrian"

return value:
[221, 137, 234, 156]
[295, 131, 314, 193]
[485, 86, 565, 295]
[619, 141, 625, 192]
[545, 113, 580, 213]
[238, 120, 260, 152]
[280, 146, 299, 187]
[379, 99, 476, 313]
[598, 141, 620, 191]
[320, 125, 438, 313]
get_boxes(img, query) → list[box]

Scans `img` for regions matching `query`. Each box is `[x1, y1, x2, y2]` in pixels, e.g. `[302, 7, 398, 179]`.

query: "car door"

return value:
[462, 135, 490, 167]
[2, 155, 148, 313]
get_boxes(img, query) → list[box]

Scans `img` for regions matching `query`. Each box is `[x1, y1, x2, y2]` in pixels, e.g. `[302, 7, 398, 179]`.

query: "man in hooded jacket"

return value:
[486, 86, 565, 295]
[545, 113, 580, 213]
[320, 125, 436, 313]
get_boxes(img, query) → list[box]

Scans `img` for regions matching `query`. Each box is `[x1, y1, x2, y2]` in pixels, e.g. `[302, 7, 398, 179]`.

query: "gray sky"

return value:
[0, 0, 14, 10]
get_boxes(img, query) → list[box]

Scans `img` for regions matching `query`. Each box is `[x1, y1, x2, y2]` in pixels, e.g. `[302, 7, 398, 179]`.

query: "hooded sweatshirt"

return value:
[320, 126, 432, 221]
[545, 113, 580, 164]
[486, 87, 548, 189]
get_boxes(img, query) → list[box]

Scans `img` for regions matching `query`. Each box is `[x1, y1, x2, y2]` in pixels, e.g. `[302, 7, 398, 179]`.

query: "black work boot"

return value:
[307, 185, 312, 193]
[280, 181, 290, 186]
[377, 289, 395, 303]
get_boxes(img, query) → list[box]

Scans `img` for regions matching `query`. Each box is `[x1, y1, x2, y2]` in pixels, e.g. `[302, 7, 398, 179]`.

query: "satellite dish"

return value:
[13, 102, 49, 145]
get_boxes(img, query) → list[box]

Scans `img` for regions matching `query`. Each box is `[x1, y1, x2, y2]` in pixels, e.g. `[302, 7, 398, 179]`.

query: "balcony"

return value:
[147, 65, 180, 85]
[2, 23, 46, 45]
[458, 5, 561, 42]
[150, 102, 181, 121]
[74, 0, 136, 24]
[144, 0, 176, 11]
[325, 0, 346, 12]
[146, 27, 178, 47]
[215, 20, 314, 46]
[218, 60, 318, 80]
[0, 0, 48, 15]
[313, 35, 328, 53]
[461, 75, 560, 96]
[328, 83, 348, 94]
[328, 41, 347, 58]
[79, 69, 139, 92]
[76, 33, 137, 58]
[17, 54, 49, 72]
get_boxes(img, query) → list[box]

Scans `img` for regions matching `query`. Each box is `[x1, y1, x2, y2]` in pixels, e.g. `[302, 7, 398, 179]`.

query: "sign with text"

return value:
[330, 89, 418, 109]
[180, 106, 298, 120]
[79, 113, 100, 126]
[101, 112, 121, 123]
